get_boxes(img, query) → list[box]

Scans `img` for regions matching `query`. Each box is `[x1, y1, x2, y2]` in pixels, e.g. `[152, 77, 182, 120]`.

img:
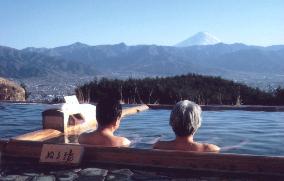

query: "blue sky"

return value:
[0, 0, 283, 49]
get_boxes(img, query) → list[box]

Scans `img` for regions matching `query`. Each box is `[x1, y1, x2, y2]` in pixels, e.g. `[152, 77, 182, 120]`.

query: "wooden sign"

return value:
[40, 144, 84, 165]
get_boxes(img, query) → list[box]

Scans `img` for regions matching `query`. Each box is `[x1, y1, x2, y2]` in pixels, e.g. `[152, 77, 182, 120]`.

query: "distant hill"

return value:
[0, 46, 95, 78]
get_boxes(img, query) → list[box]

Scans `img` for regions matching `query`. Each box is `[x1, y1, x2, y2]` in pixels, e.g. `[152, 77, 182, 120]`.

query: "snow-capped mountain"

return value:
[175, 32, 221, 47]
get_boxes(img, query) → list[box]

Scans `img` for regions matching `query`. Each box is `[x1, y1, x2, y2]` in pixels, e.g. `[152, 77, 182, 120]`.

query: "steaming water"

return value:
[1, 102, 284, 156]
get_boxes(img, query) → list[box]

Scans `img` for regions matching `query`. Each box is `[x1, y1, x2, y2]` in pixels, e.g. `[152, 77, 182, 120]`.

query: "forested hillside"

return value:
[76, 74, 284, 105]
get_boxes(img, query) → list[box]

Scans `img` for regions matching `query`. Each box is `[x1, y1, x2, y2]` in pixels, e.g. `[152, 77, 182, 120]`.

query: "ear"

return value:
[115, 117, 121, 127]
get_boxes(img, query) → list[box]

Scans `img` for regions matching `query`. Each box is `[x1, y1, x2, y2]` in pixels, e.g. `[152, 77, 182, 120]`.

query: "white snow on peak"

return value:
[175, 32, 221, 47]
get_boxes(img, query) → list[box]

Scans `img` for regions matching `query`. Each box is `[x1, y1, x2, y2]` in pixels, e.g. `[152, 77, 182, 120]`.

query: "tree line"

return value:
[75, 74, 284, 105]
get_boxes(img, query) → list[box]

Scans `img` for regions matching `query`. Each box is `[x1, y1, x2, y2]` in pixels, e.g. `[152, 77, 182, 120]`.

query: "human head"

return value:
[96, 97, 122, 127]
[170, 100, 202, 137]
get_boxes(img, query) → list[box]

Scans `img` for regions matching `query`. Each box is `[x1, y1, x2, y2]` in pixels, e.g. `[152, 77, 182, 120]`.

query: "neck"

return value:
[97, 125, 116, 135]
[175, 135, 194, 143]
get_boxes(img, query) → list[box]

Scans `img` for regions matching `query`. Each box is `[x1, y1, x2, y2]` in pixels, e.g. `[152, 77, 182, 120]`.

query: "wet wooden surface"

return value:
[147, 104, 284, 111]
[11, 129, 63, 142]
[1, 141, 284, 177]
[0, 139, 8, 153]
[83, 145, 284, 176]
[121, 104, 149, 117]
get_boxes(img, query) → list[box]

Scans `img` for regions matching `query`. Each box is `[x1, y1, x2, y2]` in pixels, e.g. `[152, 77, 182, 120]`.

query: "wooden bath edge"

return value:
[147, 104, 284, 112]
[1, 140, 284, 178]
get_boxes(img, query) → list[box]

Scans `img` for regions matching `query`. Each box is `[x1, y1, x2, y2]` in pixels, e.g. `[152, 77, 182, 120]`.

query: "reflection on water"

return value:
[0, 103, 50, 138]
[1, 102, 284, 156]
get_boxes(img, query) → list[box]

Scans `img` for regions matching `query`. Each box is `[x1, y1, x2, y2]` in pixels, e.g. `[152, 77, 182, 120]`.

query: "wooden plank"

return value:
[0, 139, 8, 152]
[1, 140, 284, 176]
[202, 105, 284, 112]
[0, 139, 8, 165]
[147, 104, 284, 112]
[147, 104, 173, 110]
[11, 129, 63, 142]
[121, 104, 149, 117]
[3, 141, 42, 158]
[65, 120, 97, 135]
[83, 146, 284, 175]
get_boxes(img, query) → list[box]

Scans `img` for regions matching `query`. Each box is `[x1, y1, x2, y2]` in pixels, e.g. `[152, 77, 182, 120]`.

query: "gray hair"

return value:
[170, 100, 202, 137]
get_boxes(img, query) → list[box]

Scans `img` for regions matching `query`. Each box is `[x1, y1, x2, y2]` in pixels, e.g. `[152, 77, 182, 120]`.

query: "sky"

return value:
[0, 0, 283, 49]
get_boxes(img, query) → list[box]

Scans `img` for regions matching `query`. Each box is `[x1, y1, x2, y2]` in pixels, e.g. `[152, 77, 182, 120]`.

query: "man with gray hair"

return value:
[153, 100, 220, 152]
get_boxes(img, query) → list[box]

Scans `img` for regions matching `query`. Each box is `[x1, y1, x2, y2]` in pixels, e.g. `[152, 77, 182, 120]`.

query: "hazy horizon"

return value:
[5, 39, 284, 50]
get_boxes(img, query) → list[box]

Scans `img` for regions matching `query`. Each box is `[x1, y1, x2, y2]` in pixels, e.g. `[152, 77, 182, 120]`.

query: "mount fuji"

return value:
[175, 32, 221, 47]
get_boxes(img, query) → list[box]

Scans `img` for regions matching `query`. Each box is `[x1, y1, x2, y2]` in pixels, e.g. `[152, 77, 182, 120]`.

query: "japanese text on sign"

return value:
[40, 144, 83, 165]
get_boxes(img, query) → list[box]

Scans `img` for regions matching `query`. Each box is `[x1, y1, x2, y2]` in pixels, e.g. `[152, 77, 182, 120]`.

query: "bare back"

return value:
[153, 140, 220, 152]
[78, 131, 131, 147]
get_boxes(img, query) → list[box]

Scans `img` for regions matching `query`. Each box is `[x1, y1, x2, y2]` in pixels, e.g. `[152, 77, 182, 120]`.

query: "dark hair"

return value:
[96, 98, 122, 127]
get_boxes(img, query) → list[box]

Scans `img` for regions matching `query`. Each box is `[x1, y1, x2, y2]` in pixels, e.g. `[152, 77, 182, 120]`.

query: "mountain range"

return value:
[1, 33, 284, 90]
[0, 45, 94, 78]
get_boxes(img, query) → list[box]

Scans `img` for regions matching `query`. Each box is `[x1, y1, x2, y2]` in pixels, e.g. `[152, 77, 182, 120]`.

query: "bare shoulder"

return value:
[204, 143, 220, 152]
[78, 131, 93, 144]
[120, 137, 131, 147]
[115, 136, 131, 147]
[153, 140, 171, 149]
